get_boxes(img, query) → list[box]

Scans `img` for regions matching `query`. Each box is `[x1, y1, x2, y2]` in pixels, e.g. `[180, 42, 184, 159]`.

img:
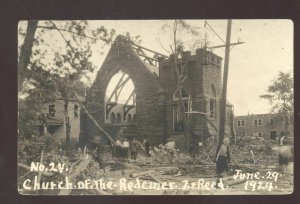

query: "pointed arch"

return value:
[172, 88, 190, 132]
[116, 113, 122, 123]
[105, 70, 136, 123]
[110, 112, 116, 123]
[133, 114, 136, 122]
[127, 114, 132, 122]
[211, 84, 217, 97]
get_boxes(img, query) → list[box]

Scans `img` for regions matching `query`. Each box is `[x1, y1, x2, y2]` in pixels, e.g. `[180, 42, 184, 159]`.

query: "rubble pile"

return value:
[17, 135, 282, 195]
[135, 137, 277, 167]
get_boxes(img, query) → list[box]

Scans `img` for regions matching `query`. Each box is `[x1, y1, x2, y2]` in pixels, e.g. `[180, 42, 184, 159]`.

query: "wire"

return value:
[203, 21, 226, 52]
[205, 21, 225, 44]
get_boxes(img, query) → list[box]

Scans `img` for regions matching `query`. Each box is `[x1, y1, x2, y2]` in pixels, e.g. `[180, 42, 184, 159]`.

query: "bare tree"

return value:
[161, 20, 202, 150]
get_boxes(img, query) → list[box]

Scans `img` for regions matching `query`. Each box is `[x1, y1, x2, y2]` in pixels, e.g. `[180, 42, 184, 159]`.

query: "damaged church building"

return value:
[80, 36, 234, 150]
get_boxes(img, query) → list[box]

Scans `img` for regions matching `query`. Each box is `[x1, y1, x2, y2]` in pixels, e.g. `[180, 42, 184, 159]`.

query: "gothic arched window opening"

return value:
[127, 114, 132, 122]
[105, 70, 136, 124]
[133, 114, 136, 122]
[110, 112, 116, 123]
[116, 113, 122, 123]
[173, 88, 191, 132]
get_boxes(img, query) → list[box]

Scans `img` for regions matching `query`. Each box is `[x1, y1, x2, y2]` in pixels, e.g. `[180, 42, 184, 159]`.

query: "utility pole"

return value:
[217, 20, 232, 154]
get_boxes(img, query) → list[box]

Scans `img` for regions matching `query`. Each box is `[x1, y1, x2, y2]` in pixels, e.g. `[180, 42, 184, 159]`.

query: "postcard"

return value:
[18, 20, 293, 195]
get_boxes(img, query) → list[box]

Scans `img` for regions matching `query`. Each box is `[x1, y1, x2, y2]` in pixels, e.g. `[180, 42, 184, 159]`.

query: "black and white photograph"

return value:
[17, 20, 294, 195]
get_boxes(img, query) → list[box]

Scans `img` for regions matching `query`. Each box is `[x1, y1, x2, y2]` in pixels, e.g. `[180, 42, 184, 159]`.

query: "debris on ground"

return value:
[17, 135, 292, 195]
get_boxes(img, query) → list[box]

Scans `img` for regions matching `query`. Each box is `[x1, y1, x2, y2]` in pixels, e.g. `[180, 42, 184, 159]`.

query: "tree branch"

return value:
[36, 25, 105, 41]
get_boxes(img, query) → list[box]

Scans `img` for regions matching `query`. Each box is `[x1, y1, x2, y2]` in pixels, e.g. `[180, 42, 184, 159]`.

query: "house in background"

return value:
[234, 112, 294, 141]
[35, 92, 85, 141]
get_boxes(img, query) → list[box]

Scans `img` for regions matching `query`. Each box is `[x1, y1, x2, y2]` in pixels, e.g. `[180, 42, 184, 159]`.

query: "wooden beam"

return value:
[137, 53, 156, 63]
[125, 89, 136, 105]
[134, 47, 155, 65]
[107, 73, 126, 102]
[115, 76, 131, 101]
[124, 105, 135, 120]
[106, 73, 129, 102]
[74, 94, 116, 145]
[106, 102, 117, 117]
[129, 42, 169, 58]
[209, 41, 244, 49]
[186, 111, 209, 115]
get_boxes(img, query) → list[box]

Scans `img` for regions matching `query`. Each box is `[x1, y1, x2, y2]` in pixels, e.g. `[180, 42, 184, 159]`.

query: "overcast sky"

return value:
[88, 20, 293, 116]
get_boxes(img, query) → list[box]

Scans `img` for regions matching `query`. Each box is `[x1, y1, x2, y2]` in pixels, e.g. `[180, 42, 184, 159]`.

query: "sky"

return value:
[87, 20, 293, 116]
[19, 20, 293, 116]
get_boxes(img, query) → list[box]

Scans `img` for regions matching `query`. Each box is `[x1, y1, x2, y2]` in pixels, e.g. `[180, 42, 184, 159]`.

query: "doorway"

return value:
[270, 130, 277, 140]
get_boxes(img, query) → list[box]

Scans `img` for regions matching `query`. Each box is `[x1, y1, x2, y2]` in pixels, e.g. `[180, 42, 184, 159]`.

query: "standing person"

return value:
[116, 127, 126, 159]
[130, 137, 139, 160]
[216, 137, 230, 178]
[115, 136, 122, 158]
[143, 139, 150, 157]
[123, 137, 130, 160]
[278, 137, 293, 185]
[92, 147, 101, 164]
[278, 137, 293, 170]
[279, 131, 286, 146]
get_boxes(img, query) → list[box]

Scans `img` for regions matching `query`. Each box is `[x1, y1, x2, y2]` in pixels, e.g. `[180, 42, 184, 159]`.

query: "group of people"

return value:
[112, 127, 293, 177]
[114, 135, 150, 161]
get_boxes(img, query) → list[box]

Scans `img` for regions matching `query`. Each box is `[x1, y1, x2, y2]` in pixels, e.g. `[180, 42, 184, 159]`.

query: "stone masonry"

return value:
[80, 36, 234, 149]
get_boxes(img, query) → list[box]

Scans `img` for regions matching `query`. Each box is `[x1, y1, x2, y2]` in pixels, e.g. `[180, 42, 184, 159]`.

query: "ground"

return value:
[87, 159, 293, 195]
[17, 136, 293, 195]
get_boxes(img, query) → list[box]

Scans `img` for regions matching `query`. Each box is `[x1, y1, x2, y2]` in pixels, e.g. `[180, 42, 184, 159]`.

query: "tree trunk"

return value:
[18, 20, 38, 92]
[64, 99, 71, 156]
[172, 20, 190, 151]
